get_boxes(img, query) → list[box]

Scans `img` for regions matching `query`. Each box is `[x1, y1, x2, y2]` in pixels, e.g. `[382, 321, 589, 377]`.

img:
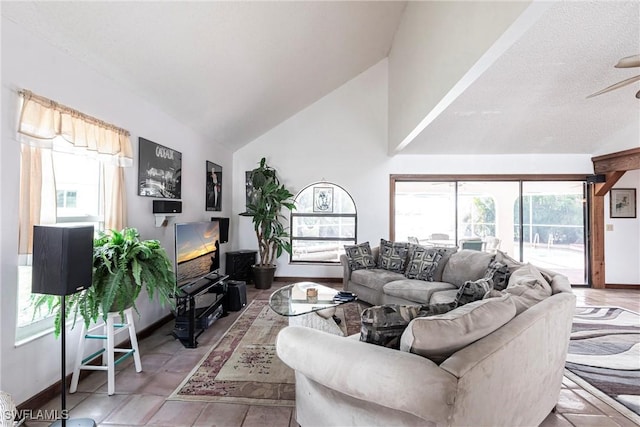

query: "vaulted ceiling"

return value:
[2, 1, 639, 155]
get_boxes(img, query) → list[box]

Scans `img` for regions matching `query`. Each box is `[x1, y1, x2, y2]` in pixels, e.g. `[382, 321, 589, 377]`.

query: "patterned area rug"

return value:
[565, 306, 640, 424]
[169, 299, 362, 406]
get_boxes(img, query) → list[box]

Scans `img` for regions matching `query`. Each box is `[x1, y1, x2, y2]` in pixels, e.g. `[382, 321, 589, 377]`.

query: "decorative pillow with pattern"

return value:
[404, 246, 443, 280]
[344, 242, 376, 270]
[455, 277, 494, 306]
[378, 239, 410, 273]
[484, 260, 511, 291]
[360, 302, 458, 349]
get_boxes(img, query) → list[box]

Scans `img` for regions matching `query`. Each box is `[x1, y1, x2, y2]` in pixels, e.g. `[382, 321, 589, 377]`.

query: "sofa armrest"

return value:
[276, 326, 456, 422]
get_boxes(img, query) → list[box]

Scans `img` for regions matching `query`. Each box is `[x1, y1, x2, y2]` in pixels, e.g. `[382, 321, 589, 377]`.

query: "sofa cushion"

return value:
[441, 249, 494, 288]
[344, 241, 376, 270]
[404, 246, 443, 280]
[351, 268, 406, 292]
[431, 246, 457, 282]
[383, 280, 457, 304]
[429, 289, 458, 304]
[361, 302, 458, 349]
[504, 263, 552, 314]
[400, 294, 517, 363]
[378, 239, 410, 273]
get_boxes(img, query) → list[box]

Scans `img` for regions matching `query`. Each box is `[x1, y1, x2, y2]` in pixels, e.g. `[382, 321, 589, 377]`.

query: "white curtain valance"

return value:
[18, 90, 133, 167]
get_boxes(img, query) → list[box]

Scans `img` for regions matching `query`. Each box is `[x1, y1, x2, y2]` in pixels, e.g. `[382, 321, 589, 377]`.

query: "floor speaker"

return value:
[32, 225, 94, 296]
[225, 280, 247, 312]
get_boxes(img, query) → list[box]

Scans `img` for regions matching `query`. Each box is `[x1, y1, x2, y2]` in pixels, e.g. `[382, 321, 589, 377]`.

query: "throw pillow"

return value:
[404, 246, 443, 280]
[360, 302, 458, 349]
[400, 294, 517, 363]
[455, 277, 494, 306]
[344, 242, 376, 270]
[378, 239, 410, 273]
[484, 260, 511, 291]
[504, 263, 552, 314]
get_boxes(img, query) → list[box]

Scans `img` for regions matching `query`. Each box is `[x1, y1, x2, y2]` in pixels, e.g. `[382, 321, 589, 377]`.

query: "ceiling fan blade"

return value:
[587, 74, 640, 98]
[636, 89, 640, 99]
[614, 54, 640, 68]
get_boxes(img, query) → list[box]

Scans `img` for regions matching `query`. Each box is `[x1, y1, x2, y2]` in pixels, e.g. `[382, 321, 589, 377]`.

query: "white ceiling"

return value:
[2, 1, 639, 155]
[402, 0, 640, 155]
[1, 1, 406, 151]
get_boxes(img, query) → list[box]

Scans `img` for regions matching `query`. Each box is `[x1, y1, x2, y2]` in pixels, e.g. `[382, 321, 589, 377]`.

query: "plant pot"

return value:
[252, 265, 276, 289]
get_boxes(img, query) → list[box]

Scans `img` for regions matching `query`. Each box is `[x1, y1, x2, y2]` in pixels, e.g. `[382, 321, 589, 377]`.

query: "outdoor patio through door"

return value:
[391, 176, 588, 286]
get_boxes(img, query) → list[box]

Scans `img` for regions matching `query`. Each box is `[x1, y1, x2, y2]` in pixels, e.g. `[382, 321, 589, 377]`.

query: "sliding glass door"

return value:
[519, 181, 586, 284]
[392, 177, 588, 285]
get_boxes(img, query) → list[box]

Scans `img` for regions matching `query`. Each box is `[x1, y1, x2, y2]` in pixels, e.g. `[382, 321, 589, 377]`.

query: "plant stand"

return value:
[69, 308, 142, 396]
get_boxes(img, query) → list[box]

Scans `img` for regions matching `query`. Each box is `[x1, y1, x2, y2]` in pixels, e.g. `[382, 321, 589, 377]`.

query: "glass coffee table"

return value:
[269, 282, 357, 335]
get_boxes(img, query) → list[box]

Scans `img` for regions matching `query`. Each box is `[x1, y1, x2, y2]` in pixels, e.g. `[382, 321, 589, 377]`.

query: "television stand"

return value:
[172, 273, 229, 348]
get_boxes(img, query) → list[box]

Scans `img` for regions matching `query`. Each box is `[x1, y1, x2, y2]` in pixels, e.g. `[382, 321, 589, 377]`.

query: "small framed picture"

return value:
[610, 188, 636, 218]
[206, 161, 222, 211]
[313, 187, 333, 213]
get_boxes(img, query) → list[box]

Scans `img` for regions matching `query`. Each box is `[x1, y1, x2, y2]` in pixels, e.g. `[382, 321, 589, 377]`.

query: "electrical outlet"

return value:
[606, 224, 614, 231]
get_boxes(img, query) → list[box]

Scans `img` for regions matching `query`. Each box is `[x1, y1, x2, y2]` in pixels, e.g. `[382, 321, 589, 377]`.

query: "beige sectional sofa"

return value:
[340, 246, 569, 307]
[277, 244, 576, 426]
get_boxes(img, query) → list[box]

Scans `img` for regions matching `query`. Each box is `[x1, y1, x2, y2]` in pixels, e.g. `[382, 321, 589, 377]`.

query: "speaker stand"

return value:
[49, 296, 96, 427]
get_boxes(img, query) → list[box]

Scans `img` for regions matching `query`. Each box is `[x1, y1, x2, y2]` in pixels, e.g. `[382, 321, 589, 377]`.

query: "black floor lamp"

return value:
[32, 225, 97, 427]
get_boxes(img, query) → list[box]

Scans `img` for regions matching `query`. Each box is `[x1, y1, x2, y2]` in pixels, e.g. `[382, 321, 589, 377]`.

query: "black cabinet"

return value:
[225, 250, 257, 283]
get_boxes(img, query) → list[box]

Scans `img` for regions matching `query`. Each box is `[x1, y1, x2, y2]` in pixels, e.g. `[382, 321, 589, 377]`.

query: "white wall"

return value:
[233, 58, 599, 280]
[605, 170, 640, 285]
[1, 18, 233, 404]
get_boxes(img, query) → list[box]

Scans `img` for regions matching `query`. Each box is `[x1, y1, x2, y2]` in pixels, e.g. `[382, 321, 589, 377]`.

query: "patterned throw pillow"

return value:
[378, 239, 410, 273]
[344, 242, 376, 270]
[405, 246, 443, 281]
[455, 277, 494, 306]
[485, 260, 510, 291]
[360, 302, 457, 349]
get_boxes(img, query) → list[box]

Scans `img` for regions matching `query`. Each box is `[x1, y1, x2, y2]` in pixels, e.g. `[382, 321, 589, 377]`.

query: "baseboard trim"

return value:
[275, 276, 342, 283]
[605, 283, 640, 290]
[17, 313, 175, 411]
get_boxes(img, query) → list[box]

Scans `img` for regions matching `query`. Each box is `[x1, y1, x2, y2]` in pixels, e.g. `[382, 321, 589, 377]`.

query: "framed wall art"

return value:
[138, 137, 182, 199]
[313, 187, 333, 213]
[244, 171, 257, 212]
[610, 188, 636, 218]
[206, 161, 222, 211]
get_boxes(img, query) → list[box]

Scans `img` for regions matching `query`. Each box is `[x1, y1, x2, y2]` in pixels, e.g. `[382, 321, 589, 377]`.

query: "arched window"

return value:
[290, 182, 357, 263]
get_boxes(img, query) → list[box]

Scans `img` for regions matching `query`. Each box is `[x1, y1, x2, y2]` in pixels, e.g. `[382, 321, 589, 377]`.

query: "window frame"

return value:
[290, 182, 357, 264]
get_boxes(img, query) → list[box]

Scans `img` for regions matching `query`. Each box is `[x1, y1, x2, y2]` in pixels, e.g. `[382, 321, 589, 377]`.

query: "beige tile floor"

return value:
[23, 285, 640, 427]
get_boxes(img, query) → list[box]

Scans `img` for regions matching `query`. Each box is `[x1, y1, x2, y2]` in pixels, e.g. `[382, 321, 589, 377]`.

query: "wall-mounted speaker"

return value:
[32, 225, 94, 296]
[153, 200, 182, 214]
[212, 217, 229, 243]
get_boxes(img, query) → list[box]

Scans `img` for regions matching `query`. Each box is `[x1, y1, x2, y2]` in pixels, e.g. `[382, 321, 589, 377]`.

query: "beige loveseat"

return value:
[278, 250, 576, 426]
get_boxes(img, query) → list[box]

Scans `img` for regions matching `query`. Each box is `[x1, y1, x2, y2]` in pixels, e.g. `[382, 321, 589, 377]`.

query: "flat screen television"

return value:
[175, 221, 220, 287]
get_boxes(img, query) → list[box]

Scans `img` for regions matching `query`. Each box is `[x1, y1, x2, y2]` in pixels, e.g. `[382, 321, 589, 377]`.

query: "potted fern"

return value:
[33, 227, 177, 336]
[246, 158, 296, 289]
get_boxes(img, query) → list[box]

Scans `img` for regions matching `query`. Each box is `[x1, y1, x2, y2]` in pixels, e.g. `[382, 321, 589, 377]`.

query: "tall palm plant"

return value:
[245, 158, 296, 288]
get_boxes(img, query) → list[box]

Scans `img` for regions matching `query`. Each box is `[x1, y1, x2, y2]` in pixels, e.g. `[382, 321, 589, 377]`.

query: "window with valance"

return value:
[16, 89, 133, 340]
